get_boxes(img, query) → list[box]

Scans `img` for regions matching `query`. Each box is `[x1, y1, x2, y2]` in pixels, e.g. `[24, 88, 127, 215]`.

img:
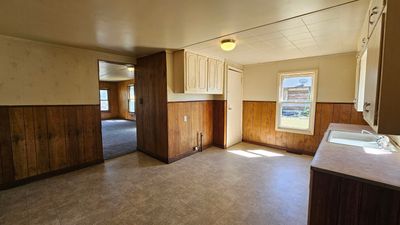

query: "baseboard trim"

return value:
[137, 148, 169, 163]
[167, 144, 214, 163]
[213, 143, 226, 149]
[242, 140, 315, 156]
[0, 159, 104, 190]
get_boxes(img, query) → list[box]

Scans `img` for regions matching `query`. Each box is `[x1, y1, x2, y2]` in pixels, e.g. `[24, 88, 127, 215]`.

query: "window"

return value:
[99, 89, 109, 111]
[276, 70, 318, 135]
[128, 85, 135, 113]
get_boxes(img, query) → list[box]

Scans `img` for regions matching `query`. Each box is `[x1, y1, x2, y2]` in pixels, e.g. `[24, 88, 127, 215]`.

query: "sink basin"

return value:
[328, 130, 378, 148]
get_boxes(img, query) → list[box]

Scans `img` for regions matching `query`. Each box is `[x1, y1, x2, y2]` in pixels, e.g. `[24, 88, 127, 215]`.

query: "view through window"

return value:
[276, 71, 317, 135]
[100, 89, 109, 111]
[128, 85, 135, 113]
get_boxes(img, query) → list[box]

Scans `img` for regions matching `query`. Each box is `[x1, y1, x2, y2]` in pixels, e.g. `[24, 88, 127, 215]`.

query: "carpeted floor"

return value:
[101, 120, 137, 160]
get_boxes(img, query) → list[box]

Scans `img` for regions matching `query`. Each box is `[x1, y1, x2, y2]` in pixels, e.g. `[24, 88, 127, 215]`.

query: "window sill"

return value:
[275, 127, 314, 136]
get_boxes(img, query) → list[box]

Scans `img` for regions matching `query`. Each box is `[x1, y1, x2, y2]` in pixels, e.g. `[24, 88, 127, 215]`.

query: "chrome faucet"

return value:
[361, 130, 390, 149]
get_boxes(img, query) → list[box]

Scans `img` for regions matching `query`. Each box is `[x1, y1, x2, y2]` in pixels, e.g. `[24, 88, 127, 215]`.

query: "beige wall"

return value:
[243, 52, 357, 102]
[0, 35, 135, 105]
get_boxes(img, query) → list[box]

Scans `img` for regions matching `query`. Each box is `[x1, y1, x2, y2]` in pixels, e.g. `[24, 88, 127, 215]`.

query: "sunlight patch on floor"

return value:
[228, 149, 284, 158]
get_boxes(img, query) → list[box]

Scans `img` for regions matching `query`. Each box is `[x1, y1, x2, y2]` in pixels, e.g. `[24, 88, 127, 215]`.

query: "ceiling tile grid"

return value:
[187, 0, 369, 65]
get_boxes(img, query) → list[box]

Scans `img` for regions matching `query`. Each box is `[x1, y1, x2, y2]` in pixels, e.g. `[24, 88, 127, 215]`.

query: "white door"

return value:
[226, 68, 243, 147]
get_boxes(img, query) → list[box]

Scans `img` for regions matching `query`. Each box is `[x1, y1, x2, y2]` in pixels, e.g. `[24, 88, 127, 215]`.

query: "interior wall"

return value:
[167, 101, 213, 160]
[243, 52, 357, 103]
[117, 80, 136, 120]
[99, 81, 120, 120]
[135, 52, 169, 162]
[0, 34, 135, 106]
[243, 102, 366, 155]
[0, 35, 135, 188]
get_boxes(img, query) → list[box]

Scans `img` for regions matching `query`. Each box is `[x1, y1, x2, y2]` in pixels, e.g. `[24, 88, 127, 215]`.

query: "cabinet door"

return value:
[185, 52, 198, 93]
[207, 58, 217, 92]
[368, 0, 385, 38]
[197, 55, 208, 93]
[216, 60, 224, 94]
[363, 15, 384, 128]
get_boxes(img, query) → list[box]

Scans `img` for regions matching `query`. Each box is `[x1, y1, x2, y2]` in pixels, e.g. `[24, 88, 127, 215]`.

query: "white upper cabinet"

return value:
[367, 0, 385, 38]
[173, 50, 224, 95]
[207, 58, 224, 94]
[363, 15, 383, 129]
[355, 0, 400, 134]
[185, 51, 198, 93]
[197, 54, 208, 93]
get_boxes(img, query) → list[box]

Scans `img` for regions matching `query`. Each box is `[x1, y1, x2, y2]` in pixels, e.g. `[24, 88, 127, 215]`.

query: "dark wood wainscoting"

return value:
[167, 101, 214, 161]
[243, 101, 367, 155]
[135, 52, 169, 162]
[0, 105, 103, 189]
[213, 100, 227, 148]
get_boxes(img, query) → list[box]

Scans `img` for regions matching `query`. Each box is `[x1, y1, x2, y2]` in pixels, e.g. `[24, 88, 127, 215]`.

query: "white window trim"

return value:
[275, 70, 318, 135]
[128, 85, 135, 113]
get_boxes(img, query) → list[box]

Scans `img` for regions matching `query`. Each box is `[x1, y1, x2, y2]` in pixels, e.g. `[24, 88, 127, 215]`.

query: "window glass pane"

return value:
[129, 86, 135, 99]
[279, 103, 310, 130]
[100, 101, 109, 111]
[129, 100, 135, 113]
[281, 76, 313, 102]
[100, 90, 108, 100]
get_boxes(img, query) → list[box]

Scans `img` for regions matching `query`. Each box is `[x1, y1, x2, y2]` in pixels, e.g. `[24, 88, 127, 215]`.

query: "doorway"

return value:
[226, 67, 243, 147]
[98, 60, 137, 160]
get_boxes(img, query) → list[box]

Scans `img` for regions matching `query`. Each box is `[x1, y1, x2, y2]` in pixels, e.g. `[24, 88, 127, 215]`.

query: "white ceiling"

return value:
[99, 61, 134, 81]
[187, 0, 369, 64]
[0, 0, 368, 60]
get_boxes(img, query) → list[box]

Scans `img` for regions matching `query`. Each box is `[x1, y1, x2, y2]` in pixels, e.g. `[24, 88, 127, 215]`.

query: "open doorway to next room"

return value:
[98, 60, 137, 160]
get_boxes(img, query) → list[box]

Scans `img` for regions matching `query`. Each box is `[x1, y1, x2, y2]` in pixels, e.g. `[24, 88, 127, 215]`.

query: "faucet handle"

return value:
[377, 135, 390, 148]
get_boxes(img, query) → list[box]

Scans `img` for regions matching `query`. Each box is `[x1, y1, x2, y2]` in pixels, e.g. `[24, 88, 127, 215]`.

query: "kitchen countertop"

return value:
[311, 123, 400, 191]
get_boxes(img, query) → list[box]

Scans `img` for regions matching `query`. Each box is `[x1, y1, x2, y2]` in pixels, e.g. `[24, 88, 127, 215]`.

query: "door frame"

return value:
[96, 59, 137, 160]
[226, 66, 243, 148]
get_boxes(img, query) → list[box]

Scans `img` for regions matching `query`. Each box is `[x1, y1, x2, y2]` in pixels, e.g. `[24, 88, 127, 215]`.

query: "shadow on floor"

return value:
[101, 119, 137, 160]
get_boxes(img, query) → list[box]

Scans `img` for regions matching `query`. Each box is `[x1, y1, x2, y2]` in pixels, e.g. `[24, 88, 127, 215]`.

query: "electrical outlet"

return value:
[183, 115, 188, 122]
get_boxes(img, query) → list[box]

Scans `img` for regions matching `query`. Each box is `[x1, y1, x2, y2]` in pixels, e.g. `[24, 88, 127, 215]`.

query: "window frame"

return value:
[128, 85, 135, 113]
[275, 70, 318, 135]
[99, 89, 110, 112]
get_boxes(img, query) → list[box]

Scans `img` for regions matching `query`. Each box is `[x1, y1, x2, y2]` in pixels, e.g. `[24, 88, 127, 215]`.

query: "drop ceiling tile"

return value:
[280, 26, 309, 36]
[286, 32, 314, 41]
[185, 0, 369, 65]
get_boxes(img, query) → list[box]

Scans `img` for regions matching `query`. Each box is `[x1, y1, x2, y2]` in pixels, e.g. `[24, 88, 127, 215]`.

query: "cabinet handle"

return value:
[369, 6, 379, 25]
[364, 102, 371, 113]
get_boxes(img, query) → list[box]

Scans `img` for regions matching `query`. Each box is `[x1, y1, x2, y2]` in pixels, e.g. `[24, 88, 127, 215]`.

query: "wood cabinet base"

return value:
[308, 169, 400, 225]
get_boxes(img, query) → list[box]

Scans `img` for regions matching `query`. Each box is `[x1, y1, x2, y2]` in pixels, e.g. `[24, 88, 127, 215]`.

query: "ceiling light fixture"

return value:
[127, 65, 135, 72]
[220, 39, 236, 51]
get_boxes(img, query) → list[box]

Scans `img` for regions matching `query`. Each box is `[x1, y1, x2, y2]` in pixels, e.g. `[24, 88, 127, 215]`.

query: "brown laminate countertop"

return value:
[311, 123, 400, 190]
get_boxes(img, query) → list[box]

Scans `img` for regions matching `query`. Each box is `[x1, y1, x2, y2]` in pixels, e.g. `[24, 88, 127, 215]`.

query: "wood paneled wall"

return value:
[99, 81, 120, 120]
[99, 80, 136, 121]
[167, 101, 213, 161]
[243, 101, 367, 155]
[213, 100, 227, 148]
[136, 52, 169, 162]
[0, 105, 103, 188]
[117, 80, 136, 120]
